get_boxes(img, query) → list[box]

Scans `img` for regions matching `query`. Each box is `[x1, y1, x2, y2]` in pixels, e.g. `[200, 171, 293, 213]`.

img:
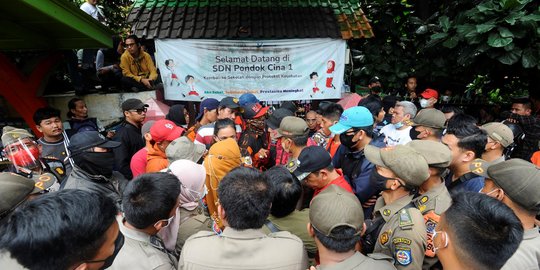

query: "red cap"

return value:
[421, 88, 439, 100]
[150, 119, 184, 143]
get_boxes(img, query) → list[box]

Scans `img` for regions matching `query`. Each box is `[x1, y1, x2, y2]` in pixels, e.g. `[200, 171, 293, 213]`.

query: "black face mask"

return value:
[369, 170, 394, 192]
[339, 132, 357, 149]
[409, 127, 421, 140]
[74, 152, 115, 178]
[99, 231, 125, 270]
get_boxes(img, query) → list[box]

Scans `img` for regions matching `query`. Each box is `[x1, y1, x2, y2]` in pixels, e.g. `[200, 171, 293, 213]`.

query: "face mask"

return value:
[339, 132, 357, 149]
[154, 215, 175, 229]
[369, 170, 394, 192]
[73, 152, 115, 178]
[6, 145, 40, 169]
[420, 98, 430, 108]
[99, 232, 124, 270]
[441, 95, 450, 102]
[409, 127, 421, 140]
[393, 121, 404, 129]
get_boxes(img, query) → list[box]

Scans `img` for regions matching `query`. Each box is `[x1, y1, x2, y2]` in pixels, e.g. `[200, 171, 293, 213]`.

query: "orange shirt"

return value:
[314, 170, 353, 197]
[531, 151, 540, 166]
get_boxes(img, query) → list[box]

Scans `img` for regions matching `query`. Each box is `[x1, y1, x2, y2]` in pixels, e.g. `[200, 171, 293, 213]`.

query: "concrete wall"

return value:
[46, 90, 156, 127]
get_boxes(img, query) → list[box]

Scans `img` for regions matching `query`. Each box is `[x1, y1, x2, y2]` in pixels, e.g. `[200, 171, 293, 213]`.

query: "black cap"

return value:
[288, 146, 332, 181]
[369, 76, 381, 84]
[121, 98, 149, 111]
[219, 97, 241, 109]
[280, 101, 297, 114]
[68, 131, 121, 156]
[266, 108, 294, 130]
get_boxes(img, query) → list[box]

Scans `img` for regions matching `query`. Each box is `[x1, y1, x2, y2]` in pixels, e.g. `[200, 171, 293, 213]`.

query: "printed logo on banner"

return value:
[155, 39, 347, 101]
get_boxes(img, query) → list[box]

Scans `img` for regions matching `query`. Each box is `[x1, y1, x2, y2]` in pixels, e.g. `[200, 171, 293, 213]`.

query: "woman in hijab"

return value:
[166, 104, 190, 128]
[203, 138, 241, 231]
[158, 159, 211, 254]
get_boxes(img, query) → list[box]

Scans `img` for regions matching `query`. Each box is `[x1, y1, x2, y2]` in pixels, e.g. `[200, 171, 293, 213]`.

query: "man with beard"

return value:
[62, 131, 125, 208]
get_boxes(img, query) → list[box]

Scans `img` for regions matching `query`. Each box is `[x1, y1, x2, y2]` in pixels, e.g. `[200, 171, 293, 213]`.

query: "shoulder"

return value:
[366, 253, 397, 268]
[267, 231, 304, 245]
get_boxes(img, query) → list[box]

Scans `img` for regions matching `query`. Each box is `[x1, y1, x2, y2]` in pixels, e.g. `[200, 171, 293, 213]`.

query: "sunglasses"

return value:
[129, 108, 147, 114]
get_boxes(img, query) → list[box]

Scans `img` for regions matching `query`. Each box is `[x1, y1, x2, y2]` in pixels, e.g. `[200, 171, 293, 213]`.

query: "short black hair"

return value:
[512, 97, 532, 109]
[440, 105, 464, 115]
[165, 59, 173, 66]
[264, 166, 301, 218]
[445, 118, 487, 158]
[213, 118, 236, 136]
[443, 192, 523, 270]
[320, 102, 343, 122]
[381, 95, 398, 114]
[185, 75, 194, 83]
[290, 133, 309, 147]
[122, 172, 181, 229]
[309, 72, 318, 79]
[358, 95, 383, 120]
[313, 226, 360, 253]
[218, 167, 272, 230]
[67, 97, 84, 118]
[125, 34, 140, 45]
[33, 107, 61, 125]
[0, 190, 117, 270]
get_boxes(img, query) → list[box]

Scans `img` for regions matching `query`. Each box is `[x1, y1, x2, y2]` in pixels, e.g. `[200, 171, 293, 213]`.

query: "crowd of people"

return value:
[0, 85, 539, 270]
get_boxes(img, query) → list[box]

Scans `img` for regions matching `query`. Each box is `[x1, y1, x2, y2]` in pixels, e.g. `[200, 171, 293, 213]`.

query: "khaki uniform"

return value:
[176, 207, 212, 255]
[316, 252, 396, 270]
[502, 226, 540, 270]
[179, 227, 308, 270]
[412, 183, 452, 270]
[109, 217, 177, 270]
[373, 195, 427, 270]
[0, 252, 28, 270]
[261, 209, 318, 258]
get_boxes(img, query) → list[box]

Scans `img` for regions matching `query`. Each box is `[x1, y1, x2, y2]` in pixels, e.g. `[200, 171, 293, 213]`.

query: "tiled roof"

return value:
[127, 0, 373, 40]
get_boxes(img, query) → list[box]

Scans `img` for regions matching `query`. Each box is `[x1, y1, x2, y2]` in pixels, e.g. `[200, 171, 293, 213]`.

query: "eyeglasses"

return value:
[129, 108, 147, 114]
[306, 119, 317, 122]
[432, 230, 449, 254]
[125, 43, 137, 48]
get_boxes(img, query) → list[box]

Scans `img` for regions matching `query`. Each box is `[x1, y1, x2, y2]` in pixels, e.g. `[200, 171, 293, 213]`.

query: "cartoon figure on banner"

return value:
[326, 60, 336, 89]
[165, 59, 181, 87]
[309, 72, 323, 98]
[185, 75, 204, 100]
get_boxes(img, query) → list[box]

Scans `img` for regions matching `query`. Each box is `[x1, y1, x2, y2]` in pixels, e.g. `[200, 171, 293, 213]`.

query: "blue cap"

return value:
[196, 98, 220, 121]
[329, 106, 374, 134]
[239, 93, 259, 106]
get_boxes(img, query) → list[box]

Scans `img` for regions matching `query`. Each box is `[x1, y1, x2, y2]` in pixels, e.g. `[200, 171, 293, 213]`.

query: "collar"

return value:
[117, 216, 152, 243]
[220, 227, 267, 239]
[523, 226, 540, 240]
[375, 194, 415, 222]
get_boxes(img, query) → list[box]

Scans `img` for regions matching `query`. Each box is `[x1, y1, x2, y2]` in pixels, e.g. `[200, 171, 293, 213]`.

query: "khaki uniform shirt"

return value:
[373, 195, 427, 270]
[412, 183, 452, 270]
[109, 217, 177, 270]
[176, 207, 212, 255]
[179, 227, 308, 270]
[0, 252, 28, 270]
[502, 226, 540, 270]
[261, 209, 317, 257]
[316, 252, 396, 270]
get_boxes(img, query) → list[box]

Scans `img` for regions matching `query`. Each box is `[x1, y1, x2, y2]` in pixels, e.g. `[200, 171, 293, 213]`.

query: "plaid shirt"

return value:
[510, 114, 540, 160]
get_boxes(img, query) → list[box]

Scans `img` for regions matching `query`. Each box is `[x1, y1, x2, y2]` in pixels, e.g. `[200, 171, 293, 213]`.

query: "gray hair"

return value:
[396, 101, 417, 119]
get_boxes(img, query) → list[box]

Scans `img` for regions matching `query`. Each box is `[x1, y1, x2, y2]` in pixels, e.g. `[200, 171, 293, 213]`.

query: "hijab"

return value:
[166, 104, 187, 126]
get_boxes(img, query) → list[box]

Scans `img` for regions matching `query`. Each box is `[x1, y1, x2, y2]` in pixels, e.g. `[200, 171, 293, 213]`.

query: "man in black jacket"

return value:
[113, 98, 148, 179]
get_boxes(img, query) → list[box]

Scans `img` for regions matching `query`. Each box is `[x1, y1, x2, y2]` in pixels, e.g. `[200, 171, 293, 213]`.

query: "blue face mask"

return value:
[393, 121, 404, 129]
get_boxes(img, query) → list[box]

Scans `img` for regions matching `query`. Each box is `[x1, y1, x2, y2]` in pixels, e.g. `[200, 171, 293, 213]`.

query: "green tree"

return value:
[70, 0, 133, 34]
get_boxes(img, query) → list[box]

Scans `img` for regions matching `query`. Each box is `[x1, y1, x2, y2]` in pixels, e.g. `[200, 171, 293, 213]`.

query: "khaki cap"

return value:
[471, 158, 540, 212]
[276, 116, 308, 138]
[1, 126, 34, 147]
[365, 145, 429, 187]
[0, 172, 34, 218]
[412, 108, 446, 129]
[310, 185, 364, 237]
[481, 122, 514, 148]
[406, 140, 451, 168]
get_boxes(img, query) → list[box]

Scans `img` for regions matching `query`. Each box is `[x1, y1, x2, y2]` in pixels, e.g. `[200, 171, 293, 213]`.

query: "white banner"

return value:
[155, 39, 346, 101]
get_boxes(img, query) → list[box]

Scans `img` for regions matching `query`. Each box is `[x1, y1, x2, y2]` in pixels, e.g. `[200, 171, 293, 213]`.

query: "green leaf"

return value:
[504, 11, 525, 25]
[499, 0, 519, 10]
[443, 37, 459, 48]
[487, 33, 513, 47]
[522, 48, 538, 68]
[456, 24, 477, 38]
[477, 1, 497, 12]
[439, 16, 451, 32]
[519, 14, 540, 23]
[476, 24, 496, 33]
[430, 32, 448, 40]
[503, 43, 515, 51]
[498, 50, 521, 65]
[498, 27, 514, 38]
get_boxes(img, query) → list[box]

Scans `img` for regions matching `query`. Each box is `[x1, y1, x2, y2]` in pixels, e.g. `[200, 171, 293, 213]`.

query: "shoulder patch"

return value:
[399, 208, 414, 229]
[383, 209, 391, 216]
[392, 237, 412, 246]
[380, 231, 390, 245]
[419, 196, 428, 204]
[395, 249, 412, 266]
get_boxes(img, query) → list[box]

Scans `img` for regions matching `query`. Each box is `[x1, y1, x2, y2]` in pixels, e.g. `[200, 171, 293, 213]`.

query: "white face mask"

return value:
[420, 98, 430, 108]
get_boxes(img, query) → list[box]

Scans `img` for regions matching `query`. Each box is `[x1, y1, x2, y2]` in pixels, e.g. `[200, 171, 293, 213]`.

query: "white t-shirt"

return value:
[80, 2, 104, 22]
[379, 124, 412, 146]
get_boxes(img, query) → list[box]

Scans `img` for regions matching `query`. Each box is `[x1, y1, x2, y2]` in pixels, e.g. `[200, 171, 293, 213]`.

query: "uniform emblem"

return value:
[396, 249, 412, 266]
[420, 196, 428, 204]
[233, 98, 239, 104]
[380, 231, 389, 245]
[55, 167, 64, 175]
[383, 209, 391, 216]
[399, 209, 413, 227]
[392, 237, 412, 245]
